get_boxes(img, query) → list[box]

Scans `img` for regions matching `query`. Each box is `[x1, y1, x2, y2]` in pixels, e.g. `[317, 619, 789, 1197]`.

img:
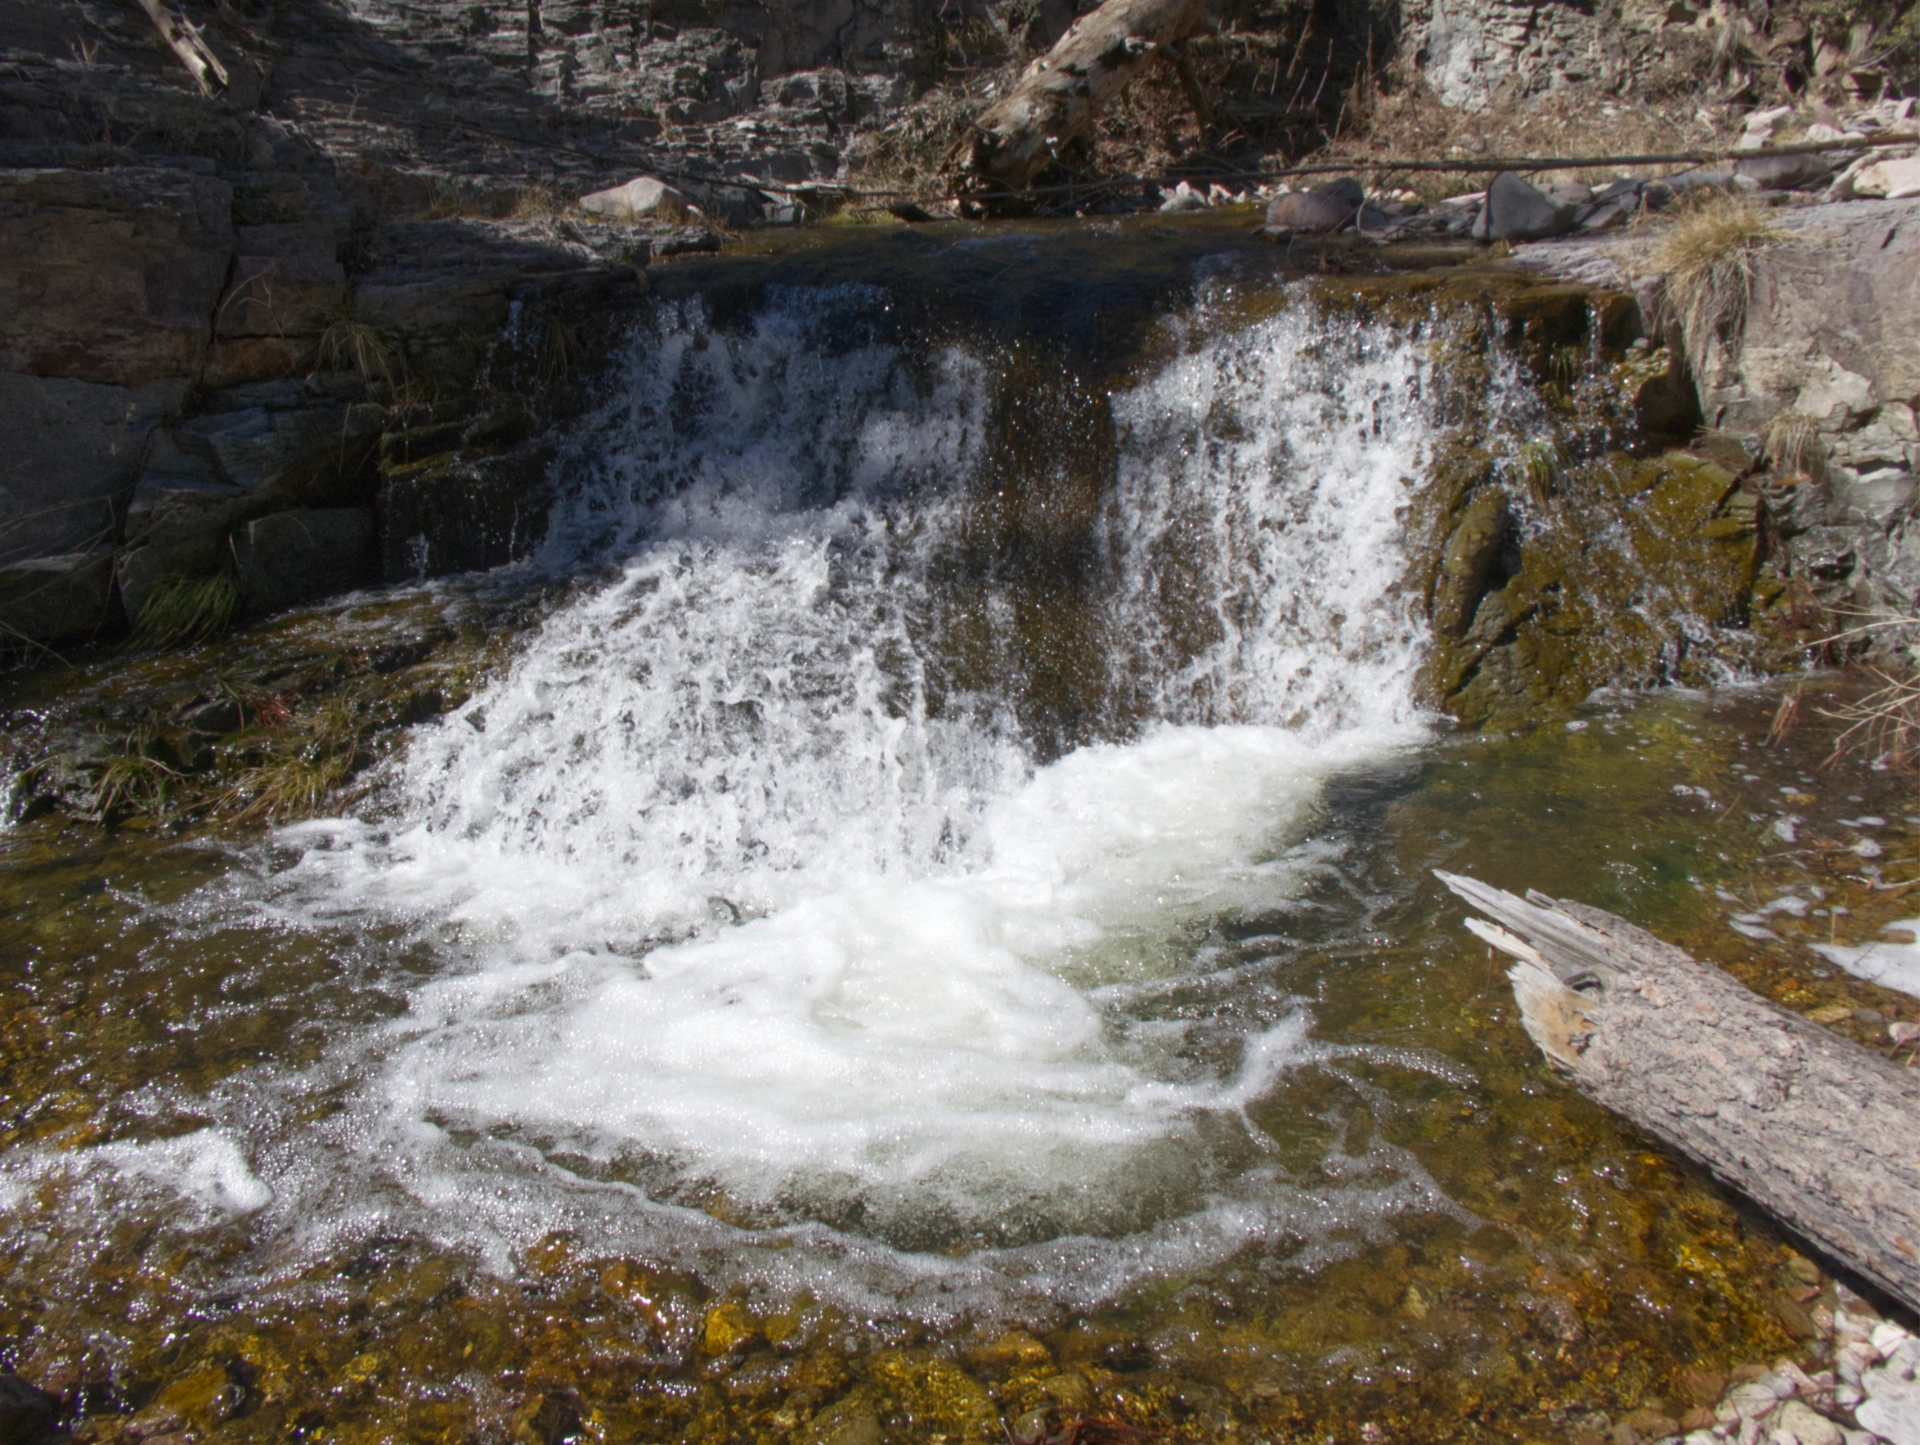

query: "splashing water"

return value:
[18, 286, 1500, 1315]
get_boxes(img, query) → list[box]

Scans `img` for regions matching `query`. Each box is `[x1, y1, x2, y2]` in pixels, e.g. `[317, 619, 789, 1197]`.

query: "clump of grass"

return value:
[222, 700, 363, 822]
[128, 572, 238, 650]
[1823, 669, 1920, 769]
[1764, 409, 1823, 480]
[1649, 191, 1788, 379]
[317, 299, 401, 387]
[86, 724, 182, 822]
[510, 181, 572, 221]
[1507, 437, 1563, 508]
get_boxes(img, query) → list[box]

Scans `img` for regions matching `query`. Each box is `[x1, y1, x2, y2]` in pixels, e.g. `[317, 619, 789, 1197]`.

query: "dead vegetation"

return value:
[1647, 190, 1788, 379]
[316, 298, 402, 388]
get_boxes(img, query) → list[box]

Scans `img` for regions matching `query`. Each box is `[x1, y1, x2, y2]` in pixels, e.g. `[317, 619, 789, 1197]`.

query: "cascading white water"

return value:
[20, 284, 1501, 1316]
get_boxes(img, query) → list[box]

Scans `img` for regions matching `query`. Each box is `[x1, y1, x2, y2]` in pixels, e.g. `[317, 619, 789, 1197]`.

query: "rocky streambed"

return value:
[1, 211, 1918, 1445]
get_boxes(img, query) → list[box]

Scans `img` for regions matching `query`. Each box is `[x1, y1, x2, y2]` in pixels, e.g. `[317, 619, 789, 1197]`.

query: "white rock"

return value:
[1730, 1382, 1787, 1419]
[1773, 1401, 1844, 1445]
[1857, 1395, 1920, 1445]
[1759, 1372, 1800, 1398]
[1852, 157, 1920, 199]
[578, 176, 688, 223]
[1873, 1323, 1914, 1358]
[1805, 123, 1847, 144]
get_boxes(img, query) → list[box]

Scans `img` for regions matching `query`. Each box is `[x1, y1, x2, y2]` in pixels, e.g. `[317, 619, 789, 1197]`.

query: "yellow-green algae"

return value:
[10, 684, 1913, 1445]
[0, 231, 1893, 1445]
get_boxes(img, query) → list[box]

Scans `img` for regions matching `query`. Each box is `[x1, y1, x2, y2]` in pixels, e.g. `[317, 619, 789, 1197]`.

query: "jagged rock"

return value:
[1431, 489, 1510, 637]
[0, 547, 117, 643]
[1473, 172, 1575, 242]
[234, 508, 376, 616]
[0, 166, 232, 387]
[115, 436, 252, 622]
[1576, 198, 1632, 232]
[0, 371, 188, 562]
[578, 177, 688, 223]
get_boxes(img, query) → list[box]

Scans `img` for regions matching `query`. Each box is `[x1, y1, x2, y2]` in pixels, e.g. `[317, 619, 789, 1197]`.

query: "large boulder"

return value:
[1473, 172, 1575, 243]
[0, 371, 187, 563]
[1851, 157, 1920, 200]
[0, 166, 232, 387]
[1262, 177, 1364, 236]
[578, 176, 687, 223]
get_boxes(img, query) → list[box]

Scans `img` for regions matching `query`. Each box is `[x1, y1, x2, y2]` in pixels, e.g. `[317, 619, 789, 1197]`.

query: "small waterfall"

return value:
[38, 283, 1509, 1316]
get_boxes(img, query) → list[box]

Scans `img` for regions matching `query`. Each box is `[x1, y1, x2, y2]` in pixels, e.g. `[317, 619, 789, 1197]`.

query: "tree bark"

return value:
[955, 0, 1213, 196]
[1438, 870, 1920, 1315]
[131, 0, 229, 96]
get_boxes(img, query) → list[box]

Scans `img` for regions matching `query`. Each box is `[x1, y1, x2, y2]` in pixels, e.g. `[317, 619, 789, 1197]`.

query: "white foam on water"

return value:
[1813, 919, 1920, 998]
[74, 286, 1496, 1311]
[0, 1129, 272, 1225]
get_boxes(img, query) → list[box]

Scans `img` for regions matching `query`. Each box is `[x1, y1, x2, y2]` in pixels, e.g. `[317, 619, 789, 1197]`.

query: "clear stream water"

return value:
[2, 223, 1916, 1443]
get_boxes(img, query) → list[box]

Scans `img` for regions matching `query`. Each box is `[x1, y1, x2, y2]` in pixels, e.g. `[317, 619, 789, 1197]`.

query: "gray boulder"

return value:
[1473, 172, 1575, 242]
[1734, 153, 1836, 192]
[578, 176, 687, 223]
[234, 508, 376, 617]
[1263, 177, 1365, 235]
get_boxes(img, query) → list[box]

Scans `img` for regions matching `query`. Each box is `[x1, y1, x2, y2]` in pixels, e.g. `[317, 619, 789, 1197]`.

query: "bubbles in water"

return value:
[63, 284, 1480, 1312]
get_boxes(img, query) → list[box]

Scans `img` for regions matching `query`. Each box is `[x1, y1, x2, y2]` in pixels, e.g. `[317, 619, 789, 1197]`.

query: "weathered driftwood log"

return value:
[1438, 870, 1920, 1315]
[955, 0, 1212, 195]
[132, 0, 229, 95]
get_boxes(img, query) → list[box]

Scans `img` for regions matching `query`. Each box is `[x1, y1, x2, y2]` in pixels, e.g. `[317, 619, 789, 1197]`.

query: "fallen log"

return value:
[1438, 870, 1920, 1315]
[131, 0, 229, 95]
[954, 0, 1212, 197]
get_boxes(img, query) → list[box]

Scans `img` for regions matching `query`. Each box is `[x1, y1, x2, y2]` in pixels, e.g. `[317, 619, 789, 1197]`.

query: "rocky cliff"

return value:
[2, 0, 1916, 655]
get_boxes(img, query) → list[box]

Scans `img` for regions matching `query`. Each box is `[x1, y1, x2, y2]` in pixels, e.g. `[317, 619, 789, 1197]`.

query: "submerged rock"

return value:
[0, 1373, 57, 1445]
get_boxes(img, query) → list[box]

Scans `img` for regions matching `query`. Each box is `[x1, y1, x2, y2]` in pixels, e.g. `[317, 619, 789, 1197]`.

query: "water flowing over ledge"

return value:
[6, 283, 1503, 1317]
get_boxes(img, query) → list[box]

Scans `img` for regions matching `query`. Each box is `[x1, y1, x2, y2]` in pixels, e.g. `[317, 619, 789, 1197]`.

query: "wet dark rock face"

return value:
[0, 4, 660, 649]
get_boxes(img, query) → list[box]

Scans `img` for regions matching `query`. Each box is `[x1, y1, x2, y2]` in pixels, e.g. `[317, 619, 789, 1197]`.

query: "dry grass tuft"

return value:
[511, 180, 572, 221]
[1764, 409, 1823, 479]
[1648, 190, 1788, 379]
[317, 300, 401, 387]
[128, 572, 238, 651]
[222, 699, 363, 822]
[1823, 669, 1920, 768]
